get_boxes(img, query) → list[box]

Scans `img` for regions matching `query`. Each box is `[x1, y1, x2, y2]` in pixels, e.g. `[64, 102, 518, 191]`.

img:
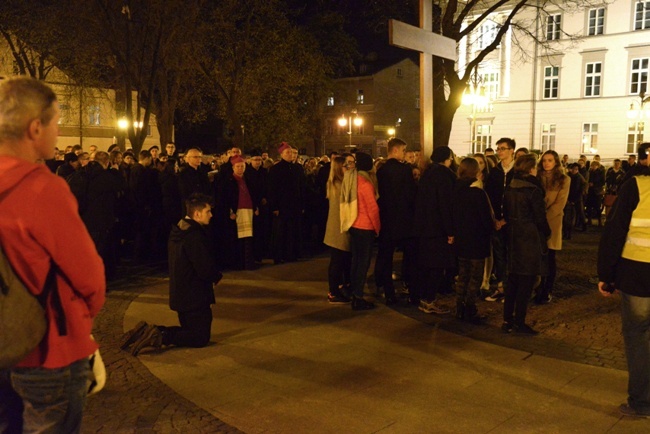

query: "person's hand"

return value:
[598, 281, 617, 297]
[273, 210, 279, 216]
[447, 236, 454, 245]
[495, 219, 506, 231]
[254, 208, 259, 216]
[230, 212, 236, 220]
[261, 198, 267, 205]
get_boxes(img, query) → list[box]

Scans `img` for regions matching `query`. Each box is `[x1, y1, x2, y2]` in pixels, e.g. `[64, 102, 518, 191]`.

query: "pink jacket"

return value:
[352, 175, 381, 234]
[0, 156, 105, 369]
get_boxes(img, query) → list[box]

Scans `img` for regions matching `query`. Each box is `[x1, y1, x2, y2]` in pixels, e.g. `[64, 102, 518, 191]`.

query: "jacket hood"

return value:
[169, 218, 203, 243]
[510, 174, 543, 190]
[0, 156, 43, 196]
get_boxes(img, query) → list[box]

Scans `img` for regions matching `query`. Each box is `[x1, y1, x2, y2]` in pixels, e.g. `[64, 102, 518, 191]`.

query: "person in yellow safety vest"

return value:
[598, 153, 650, 418]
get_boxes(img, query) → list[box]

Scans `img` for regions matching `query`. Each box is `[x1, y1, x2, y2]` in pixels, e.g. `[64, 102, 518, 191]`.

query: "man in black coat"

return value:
[412, 146, 456, 314]
[129, 149, 163, 261]
[123, 193, 222, 355]
[267, 142, 305, 263]
[374, 138, 417, 304]
[178, 148, 212, 204]
[245, 151, 269, 261]
[483, 137, 516, 301]
[73, 151, 124, 280]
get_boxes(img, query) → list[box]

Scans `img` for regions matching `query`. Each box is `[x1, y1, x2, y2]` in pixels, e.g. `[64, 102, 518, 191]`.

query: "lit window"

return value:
[357, 90, 364, 105]
[582, 123, 598, 153]
[587, 8, 605, 35]
[585, 62, 602, 97]
[628, 122, 645, 153]
[544, 66, 559, 99]
[327, 96, 334, 106]
[541, 124, 556, 151]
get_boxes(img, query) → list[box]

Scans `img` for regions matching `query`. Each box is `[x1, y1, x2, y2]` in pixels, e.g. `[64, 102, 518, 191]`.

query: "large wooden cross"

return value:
[389, 0, 457, 161]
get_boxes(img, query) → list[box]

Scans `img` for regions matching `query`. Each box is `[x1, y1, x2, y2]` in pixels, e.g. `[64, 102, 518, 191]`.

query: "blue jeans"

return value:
[621, 293, 650, 413]
[9, 357, 90, 434]
[349, 228, 375, 299]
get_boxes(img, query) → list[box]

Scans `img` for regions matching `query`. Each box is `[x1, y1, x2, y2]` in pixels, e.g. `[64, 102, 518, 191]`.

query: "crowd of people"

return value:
[42, 135, 648, 330]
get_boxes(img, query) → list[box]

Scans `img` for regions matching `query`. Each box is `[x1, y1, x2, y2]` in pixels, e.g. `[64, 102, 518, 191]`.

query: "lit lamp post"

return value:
[338, 110, 363, 148]
[626, 90, 650, 146]
[462, 84, 488, 154]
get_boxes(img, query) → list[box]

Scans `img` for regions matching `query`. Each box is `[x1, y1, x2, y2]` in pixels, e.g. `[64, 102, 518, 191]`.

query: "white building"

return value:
[449, 0, 650, 160]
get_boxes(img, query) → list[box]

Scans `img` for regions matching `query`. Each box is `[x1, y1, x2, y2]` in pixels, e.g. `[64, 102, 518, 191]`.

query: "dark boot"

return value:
[455, 300, 465, 320]
[351, 297, 375, 311]
[463, 303, 485, 325]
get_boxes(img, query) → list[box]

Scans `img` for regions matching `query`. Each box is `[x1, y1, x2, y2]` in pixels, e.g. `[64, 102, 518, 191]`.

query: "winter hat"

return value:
[278, 142, 291, 154]
[230, 155, 245, 165]
[355, 152, 373, 171]
[431, 146, 452, 163]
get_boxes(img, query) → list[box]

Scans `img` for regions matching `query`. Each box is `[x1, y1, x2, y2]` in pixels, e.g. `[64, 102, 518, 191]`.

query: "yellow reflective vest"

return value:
[622, 176, 650, 263]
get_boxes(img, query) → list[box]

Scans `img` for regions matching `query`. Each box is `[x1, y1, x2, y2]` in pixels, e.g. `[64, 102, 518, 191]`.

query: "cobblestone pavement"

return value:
[84, 225, 624, 432]
[388, 224, 627, 371]
[82, 269, 243, 434]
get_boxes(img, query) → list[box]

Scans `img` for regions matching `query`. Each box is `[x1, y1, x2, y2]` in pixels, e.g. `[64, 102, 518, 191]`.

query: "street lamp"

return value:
[463, 84, 489, 154]
[627, 89, 650, 147]
[338, 110, 363, 148]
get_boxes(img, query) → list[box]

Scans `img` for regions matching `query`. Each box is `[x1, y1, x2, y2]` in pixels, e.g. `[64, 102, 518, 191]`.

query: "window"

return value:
[630, 58, 649, 94]
[397, 68, 403, 78]
[473, 125, 492, 154]
[88, 106, 101, 126]
[415, 94, 420, 109]
[635, 1, 650, 30]
[582, 123, 598, 153]
[480, 71, 500, 102]
[356, 89, 364, 105]
[544, 66, 559, 99]
[588, 8, 605, 35]
[546, 13, 562, 40]
[628, 121, 645, 153]
[585, 62, 602, 97]
[327, 96, 334, 107]
[477, 20, 499, 49]
[541, 124, 556, 151]
[58, 103, 70, 125]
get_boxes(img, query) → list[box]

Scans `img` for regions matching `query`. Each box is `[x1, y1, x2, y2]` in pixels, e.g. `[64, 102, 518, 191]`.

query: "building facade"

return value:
[322, 58, 421, 157]
[0, 37, 160, 152]
[450, 0, 650, 160]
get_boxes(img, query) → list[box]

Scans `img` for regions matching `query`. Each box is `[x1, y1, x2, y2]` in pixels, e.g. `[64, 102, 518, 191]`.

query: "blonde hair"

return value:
[326, 156, 346, 199]
[0, 76, 57, 142]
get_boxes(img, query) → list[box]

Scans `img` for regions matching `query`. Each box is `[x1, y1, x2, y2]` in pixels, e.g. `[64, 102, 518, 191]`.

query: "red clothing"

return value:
[234, 174, 253, 210]
[0, 156, 105, 369]
[352, 175, 381, 234]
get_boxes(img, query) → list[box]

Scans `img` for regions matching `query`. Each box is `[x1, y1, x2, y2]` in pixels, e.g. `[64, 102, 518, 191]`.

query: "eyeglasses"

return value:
[496, 146, 511, 152]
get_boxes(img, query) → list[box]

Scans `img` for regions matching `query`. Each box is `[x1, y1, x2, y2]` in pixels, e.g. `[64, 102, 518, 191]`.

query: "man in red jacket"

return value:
[0, 77, 106, 432]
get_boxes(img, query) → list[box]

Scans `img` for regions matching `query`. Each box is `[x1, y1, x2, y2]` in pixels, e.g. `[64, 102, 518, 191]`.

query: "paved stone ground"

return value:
[388, 225, 627, 371]
[83, 224, 625, 432]
[82, 269, 243, 434]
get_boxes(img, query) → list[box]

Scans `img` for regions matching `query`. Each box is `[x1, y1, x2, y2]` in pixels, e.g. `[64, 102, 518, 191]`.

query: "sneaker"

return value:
[328, 292, 350, 304]
[619, 404, 650, 418]
[119, 321, 148, 350]
[485, 289, 505, 302]
[418, 300, 450, 314]
[534, 294, 553, 305]
[131, 325, 163, 356]
[513, 324, 539, 335]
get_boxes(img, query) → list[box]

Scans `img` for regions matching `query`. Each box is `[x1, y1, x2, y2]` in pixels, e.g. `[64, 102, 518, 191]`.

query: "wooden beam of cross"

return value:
[389, 0, 457, 162]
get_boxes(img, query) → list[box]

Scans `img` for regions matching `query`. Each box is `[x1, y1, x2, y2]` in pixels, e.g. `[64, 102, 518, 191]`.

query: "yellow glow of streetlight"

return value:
[117, 118, 129, 130]
[387, 128, 395, 136]
[353, 117, 363, 127]
[338, 116, 347, 127]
